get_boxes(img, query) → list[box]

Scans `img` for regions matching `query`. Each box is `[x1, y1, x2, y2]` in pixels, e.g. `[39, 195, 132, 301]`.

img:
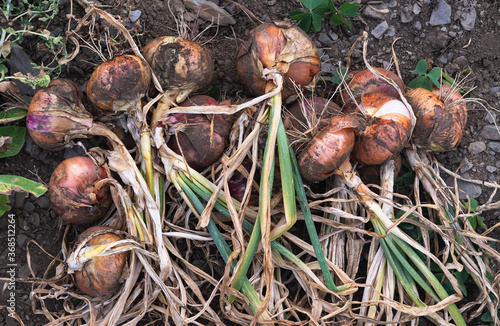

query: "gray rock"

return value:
[364, 4, 389, 20]
[486, 166, 497, 173]
[5, 47, 39, 98]
[16, 233, 31, 248]
[371, 21, 389, 39]
[401, 6, 414, 23]
[14, 191, 27, 209]
[445, 176, 482, 199]
[318, 33, 332, 47]
[413, 21, 422, 30]
[438, 53, 448, 64]
[485, 111, 497, 124]
[386, 26, 396, 37]
[430, 0, 452, 26]
[413, 4, 422, 15]
[24, 201, 35, 213]
[490, 86, 500, 94]
[36, 195, 50, 209]
[460, 7, 476, 31]
[453, 56, 469, 69]
[481, 125, 500, 140]
[32, 212, 40, 227]
[459, 157, 473, 173]
[488, 141, 500, 152]
[468, 141, 486, 155]
[129, 10, 142, 23]
[329, 32, 338, 41]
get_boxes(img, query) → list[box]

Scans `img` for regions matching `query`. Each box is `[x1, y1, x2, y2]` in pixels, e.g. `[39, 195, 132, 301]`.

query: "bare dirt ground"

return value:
[0, 0, 499, 325]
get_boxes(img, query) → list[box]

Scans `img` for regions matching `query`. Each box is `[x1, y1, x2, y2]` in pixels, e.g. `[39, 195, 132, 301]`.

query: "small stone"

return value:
[468, 141, 486, 155]
[318, 33, 332, 47]
[449, 31, 457, 37]
[364, 4, 389, 20]
[485, 111, 497, 124]
[401, 6, 414, 23]
[17, 233, 31, 248]
[386, 26, 396, 37]
[490, 86, 500, 94]
[459, 157, 473, 174]
[453, 56, 469, 69]
[488, 141, 500, 152]
[486, 166, 497, 173]
[14, 191, 27, 209]
[129, 10, 141, 23]
[460, 7, 476, 31]
[413, 4, 421, 15]
[371, 21, 389, 39]
[445, 176, 482, 199]
[32, 212, 40, 227]
[481, 125, 500, 140]
[413, 21, 422, 30]
[24, 201, 35, 213]
[36, 195, 50, 209]
[430, 0, 452, 26]
[329, 32, 338, 41]
[438, 53, 448, 64]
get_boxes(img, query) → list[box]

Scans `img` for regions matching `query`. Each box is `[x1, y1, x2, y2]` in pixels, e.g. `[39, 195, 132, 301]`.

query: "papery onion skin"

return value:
[72, 226, 127, 297]
[143, 37, 214, 103]
[342, 68, 405, 104]
[406, 86, 467, 152]
[49, 156, 112, 224]
[86, 55, 151, 111]
[298, 115, 362, 182]
[284, 97, 341, 150]
[27, 79, 94, 151]
[237, 22, 321, 97]
[346, 92, 412, 165]
[166, 95, 234, 171]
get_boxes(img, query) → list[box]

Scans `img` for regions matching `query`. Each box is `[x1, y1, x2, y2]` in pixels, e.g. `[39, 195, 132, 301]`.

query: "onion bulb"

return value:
[165, 95, 234, 171]
[228, 159, 259, 206]
[71, 226, 127, 297]
[49, 156, 112, 224]
[342, 68, 405, 104]
[143, 37, 214, 103]
[405, 85, 467, 152]
[345, 92, 412, 165]
[298, 115, 363, 182]
[86, 55, 151, 112]
[284, 97, 341, 150]
[27, 79, 94, 151]
[237, 22, 321, 97]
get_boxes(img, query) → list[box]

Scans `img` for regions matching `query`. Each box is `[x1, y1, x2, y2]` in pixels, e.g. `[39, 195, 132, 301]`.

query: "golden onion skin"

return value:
[406, 86, 467, 152]
[347, 93, 412, 165]
[27, 79, 94, 151]
[49, 156, 112, 224]
[298, 115, 362, 182]
[86, 55, 151, 111]
[342, 68, 405, 104]
[72, 226, 127, 297]
[143, 37, 214, 103]
[237, 22, 321, 97]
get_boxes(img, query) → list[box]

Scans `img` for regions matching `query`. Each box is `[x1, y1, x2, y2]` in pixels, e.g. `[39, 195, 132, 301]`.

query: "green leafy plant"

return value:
[0, 0, 66, 87]
[408, 59, 457, 91]
[0, 106, 47, 216]
[330, 66, 349, 84]
[290, 0, 361, 33]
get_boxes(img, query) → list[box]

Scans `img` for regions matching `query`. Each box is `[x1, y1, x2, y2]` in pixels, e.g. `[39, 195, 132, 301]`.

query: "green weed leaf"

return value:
[0, 194, 11, 216]
[409, 75, 432, 91]
[411, 59, 428, 75]
[0, 108, 27, 124]
[0, 175, 47, 197]
[339, 2, 361, 17]
[0, 126, 25, 158]
[427, 67, 442, 88]
[331, 67, 349, 85]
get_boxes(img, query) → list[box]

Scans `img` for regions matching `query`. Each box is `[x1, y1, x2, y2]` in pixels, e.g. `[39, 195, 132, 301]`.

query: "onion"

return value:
[71, 226, 127, 297]
[345, 92, 412, 165]
[405, 85, 467, 152]
[342, 68, 405, 104]
[298, 115, 362, 182]
[143, 37, 214, 103]
[228, 159, 259, 206]
[49, 156, 112, 224]
[284, 97, 341, 150]
[86, 55, 151, 112]
[165, 95, 234, 171]
[237, 22, 321, 97]
[27, 79, 94, 151]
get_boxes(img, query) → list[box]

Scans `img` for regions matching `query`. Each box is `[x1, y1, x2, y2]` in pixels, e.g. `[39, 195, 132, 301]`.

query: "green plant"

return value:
[0, 0, 66, 87]
[290, 0, 361, 33]
[408, 59, 456, 91]
[0, 105, 47, 216]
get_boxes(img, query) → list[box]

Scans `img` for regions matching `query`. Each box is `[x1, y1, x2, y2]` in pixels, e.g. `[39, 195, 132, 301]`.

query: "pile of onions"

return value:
[71, 226, 127, 297]
[86, 55, 151, 112]
[165, 95, 234, 171]
[237, 22, 321, 97]
[406, 85, 467, 152]
[27, 79, 94, 151]
[298, 115, 362, 182]
[342, 68, 405, 103]
[143, 37, 214, 103]
[49, 156, 112, 224]
[344, 92, 412, 165]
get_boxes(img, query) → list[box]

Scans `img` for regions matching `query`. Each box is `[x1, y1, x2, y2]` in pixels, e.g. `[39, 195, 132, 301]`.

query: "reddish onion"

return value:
[237, 22, 321, 97]
[143, 37, 214, 103]
[228, 159, 260, 206]
[405, 85, 467, 152]
[342, 68, 405, 104]
[71, 226, 127, 297]
[344, 92, 412, 165]
[86, 55, 151, 112]
[27, 79, 94, 151]
[298, 115, 363, 182]
[165, 95, 234, 171]
[49, 156, 112, 224]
